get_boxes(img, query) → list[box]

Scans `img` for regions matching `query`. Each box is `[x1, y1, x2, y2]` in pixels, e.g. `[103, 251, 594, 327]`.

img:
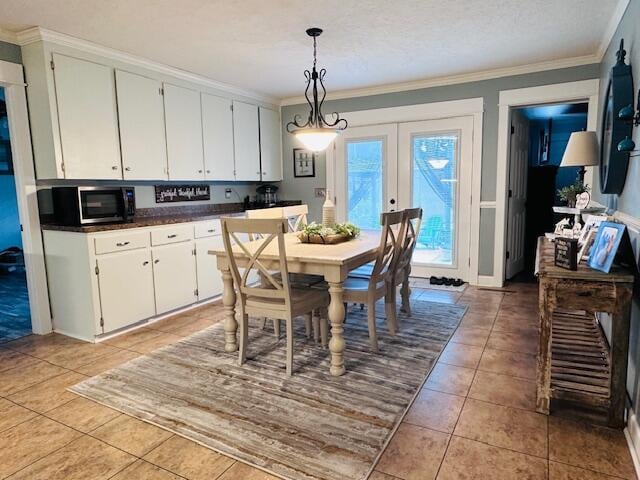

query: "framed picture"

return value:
[293, 148, 316, 178]
[578, 214, 608, 247]
[588, 221, 626, 273]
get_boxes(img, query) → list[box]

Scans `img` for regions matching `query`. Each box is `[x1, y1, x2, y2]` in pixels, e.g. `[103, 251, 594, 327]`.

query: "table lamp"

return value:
[560, 131, 599, 182]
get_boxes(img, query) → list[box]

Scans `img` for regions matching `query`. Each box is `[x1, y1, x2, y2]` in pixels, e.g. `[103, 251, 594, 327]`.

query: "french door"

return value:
[333, 116, 473, 280]
[398, 117, 473, 280]
[334, 124, 398, 229]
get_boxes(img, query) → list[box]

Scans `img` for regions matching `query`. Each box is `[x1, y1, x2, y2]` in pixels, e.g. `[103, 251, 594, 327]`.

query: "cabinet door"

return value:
[115, 70, 168, 180]
[259, 107, 282, 181]
[202, 94, 235, 180]
[195, 236, 224, 300]
[152, 242, 197, 314]
[52, 54, 122, 179]
[232, 101, 260, 181]
[164, 84, 205, 180]
[97, 249, 155, 333]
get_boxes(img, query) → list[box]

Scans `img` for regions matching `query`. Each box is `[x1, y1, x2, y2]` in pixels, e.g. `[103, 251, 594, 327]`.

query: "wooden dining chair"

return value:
[394, 208, 423, 315]
[282, 204, 309, 232]
[221, 217, 329, 375]
[326, 211, 407, 351]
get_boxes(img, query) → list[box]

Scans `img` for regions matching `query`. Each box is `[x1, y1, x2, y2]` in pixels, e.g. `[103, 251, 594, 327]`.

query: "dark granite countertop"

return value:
[41, 201, 302, 233]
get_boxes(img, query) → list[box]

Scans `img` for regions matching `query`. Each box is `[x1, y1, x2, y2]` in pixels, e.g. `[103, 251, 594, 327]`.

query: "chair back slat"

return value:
[221, 218, 291, 308]
[396, 208, 423, 275]
[282, 205, 309, 232]
[370, 210, 407, 286]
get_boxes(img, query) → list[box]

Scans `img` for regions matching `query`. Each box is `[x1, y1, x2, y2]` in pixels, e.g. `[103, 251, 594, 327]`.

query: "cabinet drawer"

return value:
[94, 230, 150, 255]
[151, 225, 194, 246]
[194, 220, 221, 238]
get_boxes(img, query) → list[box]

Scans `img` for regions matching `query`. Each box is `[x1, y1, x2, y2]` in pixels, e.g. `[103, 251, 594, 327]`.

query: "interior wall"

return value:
[280, 64, 601, 276]
[591, 0, 640, 422]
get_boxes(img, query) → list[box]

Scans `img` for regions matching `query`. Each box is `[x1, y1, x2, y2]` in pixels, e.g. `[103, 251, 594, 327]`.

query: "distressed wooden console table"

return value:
[535, 237, 634, 427]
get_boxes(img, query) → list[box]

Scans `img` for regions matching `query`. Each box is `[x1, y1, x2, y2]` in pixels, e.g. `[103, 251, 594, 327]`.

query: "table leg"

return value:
[608, 285, 633, 428]
[328, 281, 346, 376]
[536, 279, 553, 415]
[221, 268, 238, 353]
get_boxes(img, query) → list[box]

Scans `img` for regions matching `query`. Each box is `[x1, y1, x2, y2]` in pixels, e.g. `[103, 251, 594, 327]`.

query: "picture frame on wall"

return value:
[293, 148, 316, 178]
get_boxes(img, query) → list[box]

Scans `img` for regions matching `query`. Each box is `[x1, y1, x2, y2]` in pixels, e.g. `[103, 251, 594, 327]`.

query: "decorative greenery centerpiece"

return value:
[297, 221, 361, 244]
[558, 179, 590, 208]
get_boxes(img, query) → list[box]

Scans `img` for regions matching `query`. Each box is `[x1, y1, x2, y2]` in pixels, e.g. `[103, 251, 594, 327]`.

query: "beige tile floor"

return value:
[0, 283, 636, 479]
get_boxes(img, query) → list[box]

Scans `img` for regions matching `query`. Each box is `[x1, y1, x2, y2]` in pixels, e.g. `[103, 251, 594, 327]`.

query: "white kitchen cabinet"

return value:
[115, 70, 168, 180]
[259, 107, 282, 181]
[232, 101, 261, 181]
[152, 242, 198, 314]
[202, 94, 235, 181]
[196, 236, 224, 300]
[96, 249, 156, 333]
[52, 53, 122, 179]
[163, 83, 205, 180]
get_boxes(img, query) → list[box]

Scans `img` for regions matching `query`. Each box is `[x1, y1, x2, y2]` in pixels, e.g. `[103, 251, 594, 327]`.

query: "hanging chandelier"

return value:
[286, 27, 347, 152]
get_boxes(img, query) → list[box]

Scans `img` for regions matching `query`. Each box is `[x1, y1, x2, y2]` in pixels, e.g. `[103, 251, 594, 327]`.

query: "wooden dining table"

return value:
[209, 231, 382, 376]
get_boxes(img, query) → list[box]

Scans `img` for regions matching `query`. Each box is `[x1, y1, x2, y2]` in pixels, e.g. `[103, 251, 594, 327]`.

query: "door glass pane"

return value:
[412, 133, 458, 266]
[346, 139, 384, 230]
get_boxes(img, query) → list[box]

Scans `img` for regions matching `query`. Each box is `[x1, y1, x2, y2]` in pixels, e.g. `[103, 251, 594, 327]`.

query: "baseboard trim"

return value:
[477, 275, 503, 288]
[625, 407, 640, 477]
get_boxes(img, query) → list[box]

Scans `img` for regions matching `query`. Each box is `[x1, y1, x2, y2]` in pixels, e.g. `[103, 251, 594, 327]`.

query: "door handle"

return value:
[167, 234, 177, 239]
[116, 241, 130, 247]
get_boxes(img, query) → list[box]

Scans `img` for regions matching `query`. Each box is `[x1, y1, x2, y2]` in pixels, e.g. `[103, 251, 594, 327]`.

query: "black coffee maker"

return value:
[256, 184, 278, 207]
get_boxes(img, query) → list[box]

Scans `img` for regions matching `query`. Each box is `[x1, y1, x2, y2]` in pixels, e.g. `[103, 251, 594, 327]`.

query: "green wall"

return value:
[0, 40, 21, 64]
[280, 64, 600, 276]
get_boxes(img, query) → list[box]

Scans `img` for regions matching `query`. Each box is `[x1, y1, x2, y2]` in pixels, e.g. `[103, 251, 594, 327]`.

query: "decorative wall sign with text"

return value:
[155, 185, 210, 203]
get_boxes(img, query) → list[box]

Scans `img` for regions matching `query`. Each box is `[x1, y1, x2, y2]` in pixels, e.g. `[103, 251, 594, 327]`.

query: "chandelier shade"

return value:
[287, 28, 347, 152]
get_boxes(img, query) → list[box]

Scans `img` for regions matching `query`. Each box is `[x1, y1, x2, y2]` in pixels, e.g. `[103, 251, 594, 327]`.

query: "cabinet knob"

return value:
[112, 166, 118, 170]
[125, 167, 131, 171]
[167, 234, 177, 239]
[198, 170, 203, 173]
[206, 170, 211, 174]
[154, 259, 160, 264]
[262, 171, 267, 175]
[115, 241, 130, 247]
[256, 171, 261, 175]
[143, 261, 149, 266]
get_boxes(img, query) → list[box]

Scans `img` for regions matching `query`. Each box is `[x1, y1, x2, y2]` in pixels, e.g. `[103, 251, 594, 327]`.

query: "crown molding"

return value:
[596, 0, 630, 61]
[0, 28, 19, 45]
[279, 54, 600, 106]
[15, 27, 279, 105]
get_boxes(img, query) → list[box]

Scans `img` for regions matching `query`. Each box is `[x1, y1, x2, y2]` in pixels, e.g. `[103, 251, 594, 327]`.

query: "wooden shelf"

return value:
[550, 309, 611, 408]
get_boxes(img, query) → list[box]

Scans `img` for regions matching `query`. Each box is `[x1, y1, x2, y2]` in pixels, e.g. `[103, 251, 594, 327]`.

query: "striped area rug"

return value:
[71, 300, 465, 480]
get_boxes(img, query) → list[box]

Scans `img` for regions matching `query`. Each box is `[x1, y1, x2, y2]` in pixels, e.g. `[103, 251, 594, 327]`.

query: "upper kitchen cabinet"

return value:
[259, 107, 282, 181]
[115, 70, 168, 180]
[232, 101, 261, 181]
[163, 83, 205, 181]
[202, 93, 235, 181]
[52, 54, 122, 179]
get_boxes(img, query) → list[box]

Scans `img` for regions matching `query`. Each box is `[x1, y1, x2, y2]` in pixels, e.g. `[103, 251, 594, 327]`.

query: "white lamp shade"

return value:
[294, 129, 338, 152]
[560, 131, 599, 167]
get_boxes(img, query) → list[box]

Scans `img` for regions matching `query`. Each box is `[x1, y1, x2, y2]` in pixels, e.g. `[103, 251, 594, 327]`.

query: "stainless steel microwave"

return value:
[51, 186, 136, 226]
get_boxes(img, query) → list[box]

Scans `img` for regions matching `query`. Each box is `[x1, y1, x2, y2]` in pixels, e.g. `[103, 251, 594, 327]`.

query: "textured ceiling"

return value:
[0, 0, 622, 100]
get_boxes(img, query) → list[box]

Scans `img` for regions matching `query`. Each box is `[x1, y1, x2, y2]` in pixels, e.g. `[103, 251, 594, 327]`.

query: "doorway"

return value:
[333, 115, 475, 281]
[505, 102, 588, 280]
[0, 87, 31, 341]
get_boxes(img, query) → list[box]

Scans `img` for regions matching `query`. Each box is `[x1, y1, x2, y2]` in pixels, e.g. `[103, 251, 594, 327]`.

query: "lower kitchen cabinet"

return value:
[97, 249, 156, 333]
[196, 236, 224, 300]
[152, 242, 198, 314]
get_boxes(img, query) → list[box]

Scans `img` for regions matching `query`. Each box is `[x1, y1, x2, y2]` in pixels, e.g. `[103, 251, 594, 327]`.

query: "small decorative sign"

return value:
[155, 185, 210, 203]
[555, 237, 579, 270]
[575, 192, 591, 210]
